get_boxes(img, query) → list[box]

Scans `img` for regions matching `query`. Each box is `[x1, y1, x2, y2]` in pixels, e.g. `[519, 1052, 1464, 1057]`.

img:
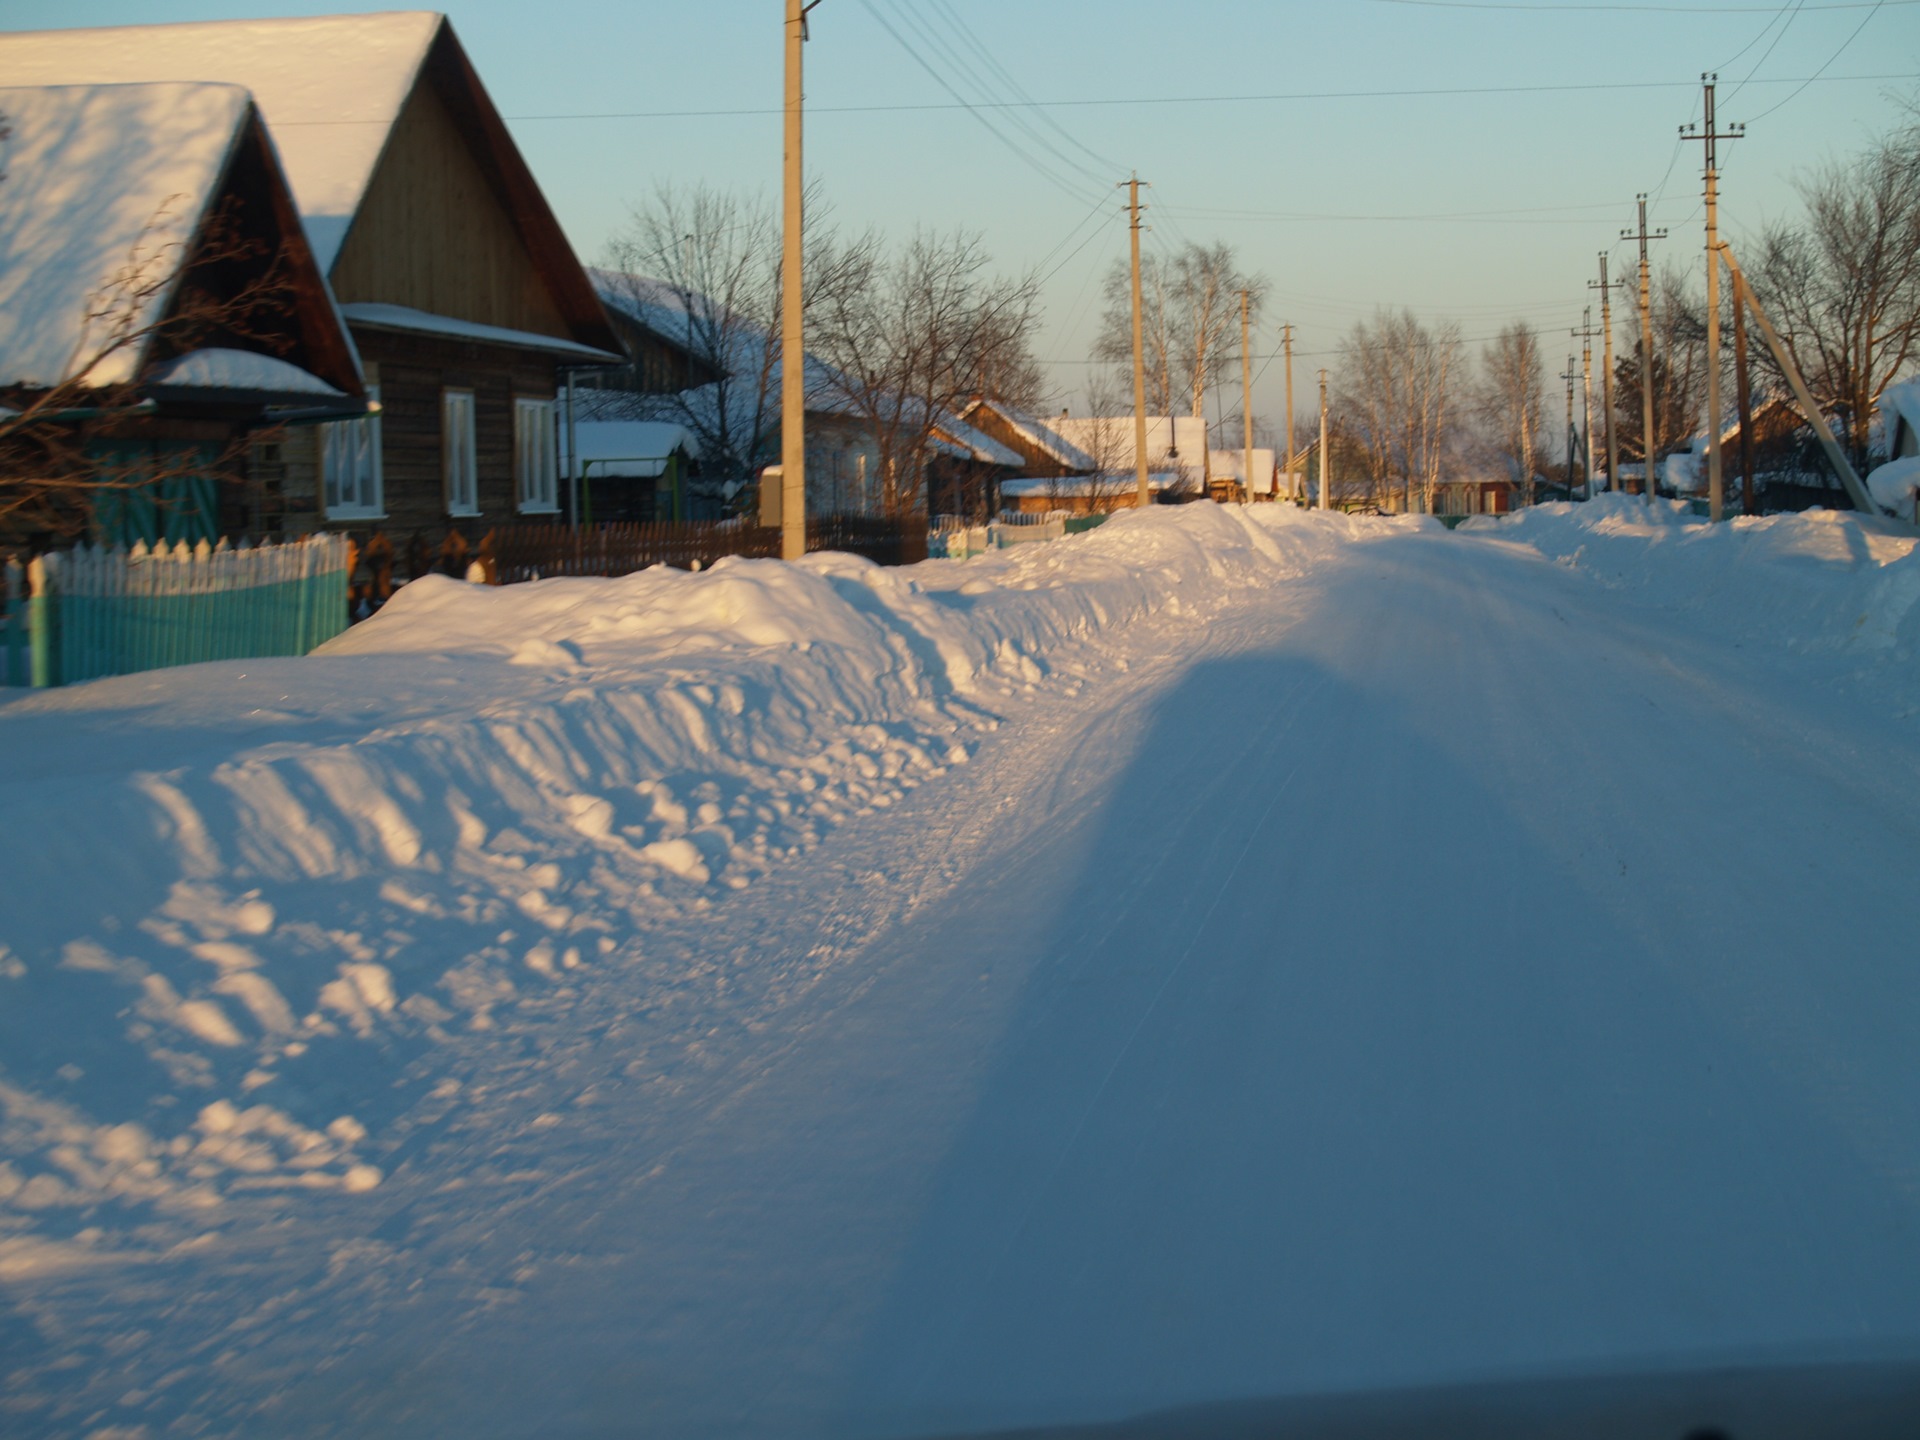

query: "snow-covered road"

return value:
[4, 502, 1919, 1436]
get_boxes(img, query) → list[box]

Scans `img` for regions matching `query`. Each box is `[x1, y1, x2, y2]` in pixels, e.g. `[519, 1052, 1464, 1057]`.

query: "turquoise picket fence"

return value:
[2, 534, 351, 689]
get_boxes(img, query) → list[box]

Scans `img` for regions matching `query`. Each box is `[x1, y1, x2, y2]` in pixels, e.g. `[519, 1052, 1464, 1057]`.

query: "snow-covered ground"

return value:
[2, 497, 1918, 1437]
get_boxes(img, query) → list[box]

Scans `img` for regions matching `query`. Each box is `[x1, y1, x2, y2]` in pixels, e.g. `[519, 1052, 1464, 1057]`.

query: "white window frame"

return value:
[442, 388, 478, 517]
[514, 396, 559, 515]
[321, 385, 384, 520]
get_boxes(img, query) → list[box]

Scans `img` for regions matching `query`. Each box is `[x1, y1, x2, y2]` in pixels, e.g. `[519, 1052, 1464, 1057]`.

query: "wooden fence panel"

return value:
[19, 534, 351, 688]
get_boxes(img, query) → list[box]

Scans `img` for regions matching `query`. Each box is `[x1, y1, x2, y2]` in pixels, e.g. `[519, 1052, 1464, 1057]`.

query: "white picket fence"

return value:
[2, 533, 351, 688]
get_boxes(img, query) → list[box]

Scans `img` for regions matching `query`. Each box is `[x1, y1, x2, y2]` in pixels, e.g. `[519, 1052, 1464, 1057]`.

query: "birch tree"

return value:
[1477, 322, 1546, 504]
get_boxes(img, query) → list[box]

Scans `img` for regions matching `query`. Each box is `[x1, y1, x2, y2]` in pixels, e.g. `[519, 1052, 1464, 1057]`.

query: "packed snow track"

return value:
[2, 499, 1919, 1438]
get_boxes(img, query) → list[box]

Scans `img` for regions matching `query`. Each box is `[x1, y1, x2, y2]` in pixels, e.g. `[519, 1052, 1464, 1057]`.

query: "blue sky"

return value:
[9, 0, 1918, 426]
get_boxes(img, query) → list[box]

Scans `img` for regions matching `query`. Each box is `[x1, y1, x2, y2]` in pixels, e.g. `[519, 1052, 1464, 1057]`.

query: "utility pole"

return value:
[1682, 73, 1743, 522]
[1622, 194, 1666, 504]
[1560, 356, 1579, 498]
[1239, 290, 1254, 504]
[779, 0, 817, 561]
[1731, 262, 1756, 516]
[1589, 253, 1618, 492]
[1281, 323, 1296, 502]
[1317, 368, 1330, 511]
[1571, 308, 1597, 500]
[1124, 176, 1151, 511]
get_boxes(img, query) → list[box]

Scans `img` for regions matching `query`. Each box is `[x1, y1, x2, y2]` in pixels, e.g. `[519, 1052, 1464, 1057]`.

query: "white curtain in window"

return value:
[515, 398, 558, 513]
[444, 389, 478, 516]
[321, 385, 382, 517]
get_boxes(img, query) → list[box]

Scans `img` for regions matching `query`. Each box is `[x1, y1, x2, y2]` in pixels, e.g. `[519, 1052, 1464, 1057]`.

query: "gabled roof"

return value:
[1052, 414, 1209, 473]
[932, 415, 1026, 469]
[0, 13, 436, 272]
[962, 398, 1097, 473]
[0, 12, 617, 356]
[0, 81, 359, 398]
[592, 269, 863, 422]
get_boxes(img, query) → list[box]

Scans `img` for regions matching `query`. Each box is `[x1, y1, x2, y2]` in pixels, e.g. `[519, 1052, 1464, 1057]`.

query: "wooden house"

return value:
[1, 13, 623, 543]
[0, 81, 364, 550]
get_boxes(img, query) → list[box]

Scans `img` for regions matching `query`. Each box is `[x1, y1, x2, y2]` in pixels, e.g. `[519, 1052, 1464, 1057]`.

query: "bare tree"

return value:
[1, 198, 300, 538]
[1476, 321, 1546, 504]
[1068, 372, 1134, 512]
[1334, 309, 1461, 512]
[1093, 240, 1265, 453]
[1746, 127, 1920, 470]
[809, 229, 1040, 518]
[1610, 264, 1707, 480]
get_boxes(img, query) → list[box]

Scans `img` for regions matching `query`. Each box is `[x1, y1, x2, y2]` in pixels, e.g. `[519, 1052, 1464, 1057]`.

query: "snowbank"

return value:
[1867, 455, 1920, 518]
[0, 504, 1327, 1256]
[1458, 493, 1920, 653]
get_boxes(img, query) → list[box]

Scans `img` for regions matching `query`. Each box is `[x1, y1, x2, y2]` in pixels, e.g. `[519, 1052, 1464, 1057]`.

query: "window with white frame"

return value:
[321, 385, 383, 519]
[514, 396, 559, 514]
[442, 388, 478, 516]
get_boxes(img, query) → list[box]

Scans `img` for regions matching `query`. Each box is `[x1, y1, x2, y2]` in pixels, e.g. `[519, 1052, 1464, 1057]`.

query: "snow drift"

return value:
[0, 504, 1330, 1261]
[2, 496, 1914, 1273]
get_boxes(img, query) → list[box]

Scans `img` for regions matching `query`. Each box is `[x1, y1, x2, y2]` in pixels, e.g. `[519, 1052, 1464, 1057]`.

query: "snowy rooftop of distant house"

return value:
[965, 400, 1097, 473]
[1209, 447, 1278, 492]
[1001, 472, 1185, 499]
[933, 416, 1026, 470]
[0, 83, 255, 390]
[1051, 414, 1209, 473]
[0, 12, 442, 271]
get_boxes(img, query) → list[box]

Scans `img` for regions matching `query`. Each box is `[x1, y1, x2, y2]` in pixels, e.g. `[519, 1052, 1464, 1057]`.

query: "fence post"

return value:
[28, 555, 54, 688]
[4, 559, 21, 688]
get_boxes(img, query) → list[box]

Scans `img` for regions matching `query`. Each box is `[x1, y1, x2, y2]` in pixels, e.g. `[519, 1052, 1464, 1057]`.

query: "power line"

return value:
[459, 70, 1919, 124]
[919, 0, 1126, 177]
[1369, 0, 1907, 10]
[852, 0, 1105, 205]
[872, 0, 1112, 193]
[1747, 0, 1888, 117]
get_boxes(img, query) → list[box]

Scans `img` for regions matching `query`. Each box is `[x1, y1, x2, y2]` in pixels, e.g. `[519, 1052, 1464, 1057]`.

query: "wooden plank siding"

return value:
[329, 73, 573, 339]
[351, 328, 555, 540]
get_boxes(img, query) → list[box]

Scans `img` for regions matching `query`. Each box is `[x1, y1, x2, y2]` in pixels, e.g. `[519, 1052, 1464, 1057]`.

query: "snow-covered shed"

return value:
[0, 81, 364, 546]
[570, 420, 701, 523]
[0, 13, 622, 540]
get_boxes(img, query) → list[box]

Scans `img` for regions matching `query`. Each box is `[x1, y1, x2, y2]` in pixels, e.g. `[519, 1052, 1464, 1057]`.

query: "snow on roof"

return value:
[145, 347, 347, 398]
[0, 82, 254, 390]
[1880, 377, 1920, 454]
[1209, 447, 1278, 491]
[337, 303, 623, 362]
[965, 399, 1097, 473]
[0, 12, 441, 271]
[1050, 414, 1207, 474]
[933, 415, 1025, 469]
[571, 420, 700, 479]
[1001, 472, 1183, 499]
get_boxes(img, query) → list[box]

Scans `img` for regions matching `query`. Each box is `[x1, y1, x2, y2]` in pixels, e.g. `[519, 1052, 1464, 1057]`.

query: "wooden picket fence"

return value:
[486, 516, 926, 585]
[2, 534, 351, 688]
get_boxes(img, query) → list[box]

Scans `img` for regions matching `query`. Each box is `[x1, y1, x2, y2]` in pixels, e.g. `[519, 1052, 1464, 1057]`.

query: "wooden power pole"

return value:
[1317, 369, 1330, 511]
[779, 0, 816, 561]
[1589, 253, 1618, 492]
[1572, 310, 1597, 499]
[1683, 73, 1742, 522]
[1623, 194, 1666, 504]
[1125, 176, 1151, 511]
[1240, 290, 1254, 504]
[1731, 263, 1756, 516]
[1281, 323, 1296, 502]
[1560, 356, 1579, 497]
